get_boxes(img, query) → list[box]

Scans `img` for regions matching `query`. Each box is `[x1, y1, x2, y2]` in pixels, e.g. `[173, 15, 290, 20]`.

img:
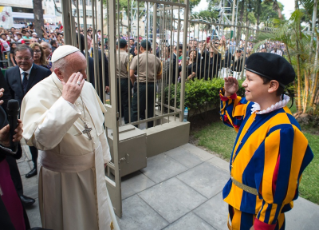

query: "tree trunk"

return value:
[309, 72, 319, 108]
[33, 0, 44, 39]
[256, 0, 261, 33]
[286, 45, 292, 64]
[296, 58, 302, 112]
[236, 0, 245, 44]
[303, 70, 309, 113]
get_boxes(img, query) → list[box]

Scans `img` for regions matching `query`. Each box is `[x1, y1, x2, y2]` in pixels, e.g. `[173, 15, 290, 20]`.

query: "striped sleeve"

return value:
[219, 88, 248, 132]
[254, 125, 313, 229]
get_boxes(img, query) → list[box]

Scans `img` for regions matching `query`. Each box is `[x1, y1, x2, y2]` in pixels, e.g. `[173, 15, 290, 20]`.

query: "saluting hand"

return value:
[224, 77, 239, 97]
[62, 72, 85, 104]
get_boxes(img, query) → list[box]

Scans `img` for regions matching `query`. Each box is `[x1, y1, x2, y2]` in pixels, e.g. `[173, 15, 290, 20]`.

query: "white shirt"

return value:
[271, 49, 283, 56]
[19, 65, 33, 81]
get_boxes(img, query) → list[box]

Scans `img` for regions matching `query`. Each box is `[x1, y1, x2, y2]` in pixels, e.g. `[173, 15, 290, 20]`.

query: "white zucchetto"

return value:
[51, 45, 80, 63]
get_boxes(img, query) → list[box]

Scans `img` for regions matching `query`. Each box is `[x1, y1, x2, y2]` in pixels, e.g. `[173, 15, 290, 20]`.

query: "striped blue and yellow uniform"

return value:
[219, 89, 314, 230]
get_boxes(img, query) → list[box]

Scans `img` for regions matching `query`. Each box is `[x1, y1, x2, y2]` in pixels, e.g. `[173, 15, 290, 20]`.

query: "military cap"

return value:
[245, 53, 295, 87]
[116, 39, 127, 48]
[141, 40, 151, 50]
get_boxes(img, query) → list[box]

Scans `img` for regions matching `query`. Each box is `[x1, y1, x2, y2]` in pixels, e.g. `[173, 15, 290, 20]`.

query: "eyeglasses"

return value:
[16, 56, 32, 61]
[33, 50, 41, 53]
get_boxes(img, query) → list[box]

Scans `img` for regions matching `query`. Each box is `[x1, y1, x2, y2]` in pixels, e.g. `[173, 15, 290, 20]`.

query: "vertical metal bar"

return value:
[160, 4, 165, 124]
[241, 25, 249, 79]
[95, 0, 102, 97]
[199, 21, 203, 80]
[61, 0, 72, 45]
[76, 0, 81, 51]
[137, 1, 140, 125]
[128, 0, 131, 124]
[195, 22, 199, 78]
[107, 0, 122, 218]
[100, 0, 106, 104]
[83, 0, 90, 83]
[145, 3, 149, 124]
[117, 0, 122, 125]
[152, 3, 157, 125]
[68, 0, 76, 46]
[180, 0, 188, 122]
[174, 10, 180, 121]
[167, 8, 173, 123]
[92, 0, 99, 97]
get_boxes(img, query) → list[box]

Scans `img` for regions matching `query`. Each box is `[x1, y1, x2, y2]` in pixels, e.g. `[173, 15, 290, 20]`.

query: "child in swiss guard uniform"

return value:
[219, 53, 313, 230]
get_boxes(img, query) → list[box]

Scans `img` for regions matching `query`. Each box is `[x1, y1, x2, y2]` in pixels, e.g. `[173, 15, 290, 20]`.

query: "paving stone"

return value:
[121, 171, 155, 199]
[165, 147, 204, 169]
[24, 182, 38, 199]
[286, 197, 319, 230]
[177, 162, 229, 199]
[17, 160, 32, 176]
[207, 155, 229, 172]
[119, 195, 168, 230]
[163, 212, 216, 230]
[139, 177, 207, 223]
[194, 192, 228, 230]
[141, 154, 187, 183]
[25, 198, 42, 228]
[181, 144, 214, 161]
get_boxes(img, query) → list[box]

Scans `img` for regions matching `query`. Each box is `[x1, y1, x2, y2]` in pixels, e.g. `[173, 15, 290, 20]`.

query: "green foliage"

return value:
[162, 78, 245, 113]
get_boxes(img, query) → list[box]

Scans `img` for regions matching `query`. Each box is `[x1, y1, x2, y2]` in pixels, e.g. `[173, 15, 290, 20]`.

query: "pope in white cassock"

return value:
[20, 45, 119, 230]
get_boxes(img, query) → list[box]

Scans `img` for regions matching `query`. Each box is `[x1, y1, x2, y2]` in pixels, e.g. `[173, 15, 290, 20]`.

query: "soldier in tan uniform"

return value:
[116, 39, 132, 124]
[130, 40, 162, 128]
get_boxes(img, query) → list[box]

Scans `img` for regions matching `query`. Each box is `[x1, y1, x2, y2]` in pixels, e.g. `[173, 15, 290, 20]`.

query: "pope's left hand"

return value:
[250, 226, 254, 230]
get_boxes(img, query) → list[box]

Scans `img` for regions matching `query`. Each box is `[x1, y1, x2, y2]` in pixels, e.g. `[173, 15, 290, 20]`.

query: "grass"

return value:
[193, 120, 319, 205]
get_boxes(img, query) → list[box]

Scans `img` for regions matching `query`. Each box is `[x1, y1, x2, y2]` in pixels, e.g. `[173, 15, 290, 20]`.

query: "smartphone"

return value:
[206, 36, 211, 43]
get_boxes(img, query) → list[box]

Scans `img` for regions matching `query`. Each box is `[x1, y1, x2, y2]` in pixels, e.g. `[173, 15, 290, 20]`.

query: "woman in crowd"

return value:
[186, 49, 201, 81]
[56, 34, 64, 46]
[9, 43, 17, 67]
[29, 43, 51, 70]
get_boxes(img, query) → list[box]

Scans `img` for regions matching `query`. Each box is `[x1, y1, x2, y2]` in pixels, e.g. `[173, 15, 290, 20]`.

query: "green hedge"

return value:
[162, 78, 245, 113]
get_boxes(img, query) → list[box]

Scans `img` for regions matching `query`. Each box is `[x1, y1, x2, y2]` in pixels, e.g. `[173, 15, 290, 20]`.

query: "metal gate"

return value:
[60, 0, 189, 218]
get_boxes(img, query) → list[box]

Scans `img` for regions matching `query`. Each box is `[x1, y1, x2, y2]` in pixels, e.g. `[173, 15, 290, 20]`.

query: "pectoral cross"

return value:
[82, 123, 93, 140]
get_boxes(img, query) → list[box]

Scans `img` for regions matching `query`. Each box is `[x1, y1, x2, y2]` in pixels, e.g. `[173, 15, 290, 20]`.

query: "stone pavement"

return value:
[19, 142, 319, 230]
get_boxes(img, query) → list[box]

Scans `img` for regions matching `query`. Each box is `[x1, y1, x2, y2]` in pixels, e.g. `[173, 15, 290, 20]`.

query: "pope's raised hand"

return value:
[224, 76, 239, 97]
[62, 72, 85, 104]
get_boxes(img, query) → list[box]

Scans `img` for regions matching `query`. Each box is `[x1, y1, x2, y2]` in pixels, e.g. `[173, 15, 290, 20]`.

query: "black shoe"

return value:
[20, 195, 35, 207]
[25, 168, 37, 178]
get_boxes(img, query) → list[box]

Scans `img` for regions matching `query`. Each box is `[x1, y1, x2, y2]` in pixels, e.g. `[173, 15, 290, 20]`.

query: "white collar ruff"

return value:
[251, 95, 290, 115]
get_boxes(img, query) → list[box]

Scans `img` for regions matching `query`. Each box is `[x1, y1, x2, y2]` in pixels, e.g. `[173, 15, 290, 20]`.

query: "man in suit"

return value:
[5, 44, 51, 183]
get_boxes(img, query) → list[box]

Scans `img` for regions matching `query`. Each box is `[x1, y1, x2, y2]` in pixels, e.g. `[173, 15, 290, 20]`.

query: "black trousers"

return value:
[29, 146, 38, 168]
[117, 78, 132, 124]
[131, 82, 155, 128]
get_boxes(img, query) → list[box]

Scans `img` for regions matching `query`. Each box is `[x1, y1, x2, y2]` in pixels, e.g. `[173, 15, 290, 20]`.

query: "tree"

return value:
[33, 0, 44, 39]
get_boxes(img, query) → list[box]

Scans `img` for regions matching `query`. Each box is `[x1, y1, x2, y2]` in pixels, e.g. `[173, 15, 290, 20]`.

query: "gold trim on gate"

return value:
[231, 176, 258, 196]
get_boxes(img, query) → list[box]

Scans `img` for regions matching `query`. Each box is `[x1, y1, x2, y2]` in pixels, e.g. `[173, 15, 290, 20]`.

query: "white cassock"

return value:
[20, 73, 119, 230]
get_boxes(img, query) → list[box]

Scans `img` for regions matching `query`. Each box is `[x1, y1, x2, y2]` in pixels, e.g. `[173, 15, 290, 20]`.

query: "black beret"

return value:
[116, 39, 127, 48]
[141, 40, 151, 50]
[245, 53, 295, 87]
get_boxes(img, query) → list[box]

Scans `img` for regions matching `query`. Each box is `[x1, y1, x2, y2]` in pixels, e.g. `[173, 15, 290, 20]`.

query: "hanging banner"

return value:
[0, 6, 13, 29]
